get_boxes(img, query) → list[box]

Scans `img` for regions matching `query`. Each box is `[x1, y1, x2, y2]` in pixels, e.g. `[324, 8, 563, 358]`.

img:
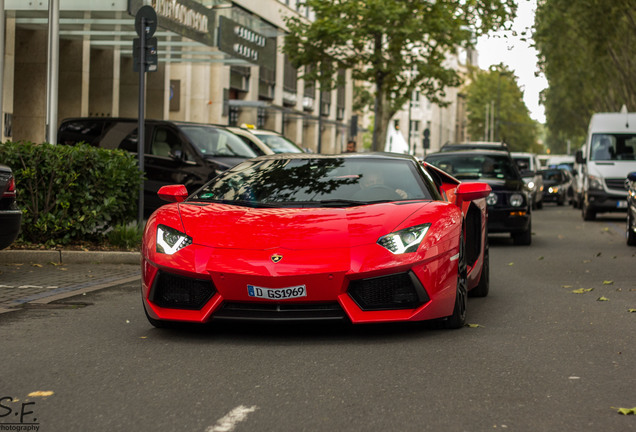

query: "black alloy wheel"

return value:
[445, 233, 468, 329]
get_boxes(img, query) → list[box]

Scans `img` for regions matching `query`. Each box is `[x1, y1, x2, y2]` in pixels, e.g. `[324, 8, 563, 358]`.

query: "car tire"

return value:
[445, 234, 467, 329]
[469, 245, 489, 298]
[627, 212, 636, 246]
[582, 198, 596, 221]
[512, 221, 532, 246]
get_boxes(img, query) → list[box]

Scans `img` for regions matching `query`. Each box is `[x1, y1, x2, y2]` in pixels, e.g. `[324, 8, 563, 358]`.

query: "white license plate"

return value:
[247, 284, 307, 300]
[617, 200, 628, 209]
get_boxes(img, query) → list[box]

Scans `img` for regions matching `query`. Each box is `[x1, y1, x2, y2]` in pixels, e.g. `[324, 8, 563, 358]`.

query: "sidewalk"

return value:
[0, 250, 141, 314]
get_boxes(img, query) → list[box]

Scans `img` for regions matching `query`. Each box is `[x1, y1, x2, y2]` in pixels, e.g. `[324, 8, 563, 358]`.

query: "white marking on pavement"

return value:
[17, 285, 59, 289]
[205, 405, 258, 432]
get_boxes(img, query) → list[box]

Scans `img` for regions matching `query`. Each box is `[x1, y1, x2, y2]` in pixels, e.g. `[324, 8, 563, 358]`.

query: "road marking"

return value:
[205, 405, 258, 432]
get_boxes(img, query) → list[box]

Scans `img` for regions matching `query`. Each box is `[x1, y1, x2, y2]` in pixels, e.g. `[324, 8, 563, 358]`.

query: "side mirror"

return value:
[628, 172, 636, 182]
[158, 184, 188, 202]
[575, 150, 585, 164]
[455, 182, 492, 202]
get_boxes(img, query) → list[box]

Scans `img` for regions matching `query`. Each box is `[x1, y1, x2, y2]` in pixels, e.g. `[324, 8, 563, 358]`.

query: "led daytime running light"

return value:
[156, 225, 193, 255]
[378, 223, 430, 254]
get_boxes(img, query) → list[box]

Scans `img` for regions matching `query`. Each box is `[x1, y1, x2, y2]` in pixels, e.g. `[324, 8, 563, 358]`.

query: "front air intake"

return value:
[149, 271, 216, 310]
[348, 272, 429, 311]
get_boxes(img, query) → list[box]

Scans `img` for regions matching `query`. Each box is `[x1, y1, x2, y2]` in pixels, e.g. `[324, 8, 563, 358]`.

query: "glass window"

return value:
[254, 133, 304, 154]
[190, 157, 434, 207]
[426, 153, 520, 180]
[590, 133, 636, 161]
[179, 125, 259, 158]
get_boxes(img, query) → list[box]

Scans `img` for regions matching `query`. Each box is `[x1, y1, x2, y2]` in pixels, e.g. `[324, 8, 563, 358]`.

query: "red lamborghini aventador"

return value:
[141, 153, 491, 329]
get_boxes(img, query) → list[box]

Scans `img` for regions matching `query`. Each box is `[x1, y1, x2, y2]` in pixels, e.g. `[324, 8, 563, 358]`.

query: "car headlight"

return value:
[486, 192, 498, 206]
[378, 223, 431, 254]
[549, 186, 559, 193]
[509, 193, 524, 207]
[527, 181, 535, 190]
[156, 224, 193, 255]
[588, 175, 603, 190]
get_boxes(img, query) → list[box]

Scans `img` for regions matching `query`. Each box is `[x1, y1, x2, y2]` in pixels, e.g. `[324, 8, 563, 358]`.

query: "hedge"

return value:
[0, 141, 143, 245]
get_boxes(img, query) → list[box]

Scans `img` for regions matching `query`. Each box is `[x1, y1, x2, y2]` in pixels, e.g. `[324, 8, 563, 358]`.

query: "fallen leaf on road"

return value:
[508, 262, 514, 266]
[538, 256, 544, 260]
[597, 296, 609, 302]
[561, 285, 573, 289]
[614, 407, 636, 415]
[28, 391, 54, 397]
[572, 288, 594, 294]
[583, 259, 591, 263]
[602, 280, 614, 285]
[628, 309, 636, 313]
[48, 261, 62, 266]
[465, 323, 483, 328]
[31, 263, 42, 267]
[596, 252, 602, 257]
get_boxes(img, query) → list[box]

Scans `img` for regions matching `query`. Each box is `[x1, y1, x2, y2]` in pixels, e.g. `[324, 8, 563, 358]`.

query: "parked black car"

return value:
[424, 150, 532, 245]
[58, 118, 261, 215]
[541, 168, 572, 206]
[627, 171, 636, 246]
[0, 164, 22, 249]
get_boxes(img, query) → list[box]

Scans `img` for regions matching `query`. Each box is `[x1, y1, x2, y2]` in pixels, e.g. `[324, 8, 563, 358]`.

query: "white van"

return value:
[576, 106, 636, 220]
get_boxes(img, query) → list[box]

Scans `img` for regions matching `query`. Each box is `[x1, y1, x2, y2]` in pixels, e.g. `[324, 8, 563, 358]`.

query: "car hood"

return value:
[176, 201, 433, 250]
[543, 179, 569, 187]
[203, 155, 253, 171]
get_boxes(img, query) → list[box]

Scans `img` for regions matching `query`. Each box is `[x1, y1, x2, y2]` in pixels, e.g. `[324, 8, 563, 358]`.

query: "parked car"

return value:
[0, 164, 22, 249]
[541, 168, 573, 205]
[58, 118, 264, 215]
[141, 153, 491, 329]
[439, 141, 509, 153]
[425, 150, 532, 245]
[511, 152, 544, 209]
[227, 124, 305, 155]
[627, 171, 636, 246]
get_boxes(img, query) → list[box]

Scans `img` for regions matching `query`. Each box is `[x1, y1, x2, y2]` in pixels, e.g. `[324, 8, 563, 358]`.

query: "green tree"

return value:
[534, 0, 636, 151]
[284, 0, 516, 151]
[465, 64, 539, 152]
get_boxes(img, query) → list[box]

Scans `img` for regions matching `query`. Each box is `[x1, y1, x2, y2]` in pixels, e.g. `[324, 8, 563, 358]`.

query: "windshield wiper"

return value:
[188, 198, 277, 208]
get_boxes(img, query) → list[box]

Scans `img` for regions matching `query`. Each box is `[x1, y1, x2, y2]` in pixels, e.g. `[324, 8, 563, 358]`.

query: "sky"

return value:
[475, 0, 548, 124]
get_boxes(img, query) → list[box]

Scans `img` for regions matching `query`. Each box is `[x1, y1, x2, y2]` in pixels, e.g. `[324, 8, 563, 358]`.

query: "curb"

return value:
[0, 250, 141, 265]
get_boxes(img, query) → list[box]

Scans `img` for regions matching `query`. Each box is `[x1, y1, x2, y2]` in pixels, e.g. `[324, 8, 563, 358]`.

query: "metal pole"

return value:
[46, 0, 59, 144]
[0, 0, 5, 139]
[484, 103, 489, 141]
[137, 18, 146, 226]
[408, 90, 412, 154]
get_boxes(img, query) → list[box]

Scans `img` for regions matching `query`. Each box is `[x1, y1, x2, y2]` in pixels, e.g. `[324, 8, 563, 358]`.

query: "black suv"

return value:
[0, 164, 21, 249]
[424, 150, 532, 245]
[58, 118, 261, 215]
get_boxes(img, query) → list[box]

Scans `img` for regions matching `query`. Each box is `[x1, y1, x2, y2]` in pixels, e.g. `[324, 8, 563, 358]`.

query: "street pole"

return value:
[137, 17, 146, 227]
[46, 0, 59, 144]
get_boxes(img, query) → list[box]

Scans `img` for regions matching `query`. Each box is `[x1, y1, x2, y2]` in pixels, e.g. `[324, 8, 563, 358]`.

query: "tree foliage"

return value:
[534, 0, 636, 152]
[284, 0, 516, 151]
[465, 64, 539, 152]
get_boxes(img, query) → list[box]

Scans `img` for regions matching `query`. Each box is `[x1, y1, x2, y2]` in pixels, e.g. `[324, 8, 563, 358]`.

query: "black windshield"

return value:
[190, 157, 434, 207]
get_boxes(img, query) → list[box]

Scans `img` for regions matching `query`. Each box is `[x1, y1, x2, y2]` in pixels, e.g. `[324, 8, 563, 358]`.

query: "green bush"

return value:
[0, 141, 143, 246]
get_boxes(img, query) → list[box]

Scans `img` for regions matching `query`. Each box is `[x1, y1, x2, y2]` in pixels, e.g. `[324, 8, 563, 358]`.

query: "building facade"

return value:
[1, 0, 354, 153]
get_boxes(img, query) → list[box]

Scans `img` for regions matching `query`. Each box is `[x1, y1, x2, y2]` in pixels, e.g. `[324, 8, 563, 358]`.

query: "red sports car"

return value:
[141, 153, 491, 329]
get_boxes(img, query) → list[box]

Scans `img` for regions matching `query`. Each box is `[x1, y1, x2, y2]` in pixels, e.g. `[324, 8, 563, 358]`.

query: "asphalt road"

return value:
[1, 204, 635, 432]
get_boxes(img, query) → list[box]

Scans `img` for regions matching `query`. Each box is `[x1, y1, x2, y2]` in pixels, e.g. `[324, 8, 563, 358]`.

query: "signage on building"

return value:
[129, 0, 215, 46]
[218, 16, 276, 69]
